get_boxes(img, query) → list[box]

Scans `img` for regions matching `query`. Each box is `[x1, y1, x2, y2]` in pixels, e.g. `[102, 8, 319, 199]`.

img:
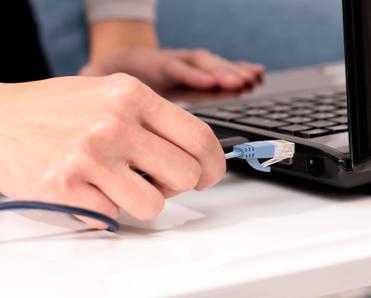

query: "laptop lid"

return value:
[343, 0, 371, 166]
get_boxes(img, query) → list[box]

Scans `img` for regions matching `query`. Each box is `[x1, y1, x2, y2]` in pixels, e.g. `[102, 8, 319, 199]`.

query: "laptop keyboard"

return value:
[191, 89, 348, 138]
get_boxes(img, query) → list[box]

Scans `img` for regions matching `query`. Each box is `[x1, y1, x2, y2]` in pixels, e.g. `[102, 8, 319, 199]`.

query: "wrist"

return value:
[88, 20, 159, 62]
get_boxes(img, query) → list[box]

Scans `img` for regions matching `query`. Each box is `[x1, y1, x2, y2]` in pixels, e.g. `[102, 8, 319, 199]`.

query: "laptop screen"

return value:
[342, 0, 371, 166]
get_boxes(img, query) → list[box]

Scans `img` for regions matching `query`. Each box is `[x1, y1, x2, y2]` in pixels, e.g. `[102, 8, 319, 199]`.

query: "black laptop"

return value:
[188, 0, 371, 188]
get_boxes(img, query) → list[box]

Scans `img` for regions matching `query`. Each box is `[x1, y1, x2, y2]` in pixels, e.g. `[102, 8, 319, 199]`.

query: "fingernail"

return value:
[240, 69, 255, 81]
[254, 64, 266, 72]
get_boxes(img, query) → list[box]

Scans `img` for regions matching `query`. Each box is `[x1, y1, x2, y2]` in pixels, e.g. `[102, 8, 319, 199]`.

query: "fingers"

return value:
[183, 49, 265, 90]
[238, 62, 265, 73]
[141, 97, 226, 190]
[127, 128, 202, 197]
[41, 173, 120, 230]
[164, 59, 217, 89]
[85, 159, 165, 221]
[71, 183, 120, 230]
[78, 126, 203, 223]
[82, 116, 205, 198]
[236, 62, 265, 81]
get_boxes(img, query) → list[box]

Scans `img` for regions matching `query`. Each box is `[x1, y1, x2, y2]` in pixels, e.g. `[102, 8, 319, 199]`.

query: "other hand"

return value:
[80, 47, 265, 91]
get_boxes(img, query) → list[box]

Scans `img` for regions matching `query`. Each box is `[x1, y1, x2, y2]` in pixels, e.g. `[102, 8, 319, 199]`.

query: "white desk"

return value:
[1, 63, 369, 297]
[1, 172, 371, 298]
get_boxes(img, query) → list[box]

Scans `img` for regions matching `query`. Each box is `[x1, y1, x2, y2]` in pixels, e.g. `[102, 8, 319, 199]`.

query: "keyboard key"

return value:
[263, 113, 290, 120]
[334, 116, 348, 124]
[299, 129, 330, 138]
[234, 117, 287, 129]
[307, 120, 337, 128]
[194, 109, 242, 121]
[269, 105, 292, 112]
[286, 116, 313, 123]
[277, 124, 311, 134]
[327, 125, 348, 133]
[337, 102, 348, 108]
[274, 97, 297, 104]
[244, 109, 268, 116]
[291, 109, 313, 116]
[313, 112, 336, 120]
[291, 101, 314, 108]
[335, 93, 347, 98]
[292, 94, 318, 101]
[336, 109, 348, 116]
[219, 104, 246, 113]
[244, 101, 272, 108]
[313, 90, 339, 98]
[315, 105, 336, 112]
[334, 90, 347, 96]
[319, 98, 339, 105]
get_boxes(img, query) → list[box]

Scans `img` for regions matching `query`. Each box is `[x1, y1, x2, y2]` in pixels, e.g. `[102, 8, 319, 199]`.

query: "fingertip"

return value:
[195, 149, 227, 191]
[195, 166, 226, 191]
[254, 64, 266, 72]
[193, 74, 218, 89]
[71, 183, 120, 231]
[238, 62, 265, 74]
[165, 60, 218, 89]
[216, 72, 246, 90]
[237, 68, 258, 82]
[76, 213, 119, 231]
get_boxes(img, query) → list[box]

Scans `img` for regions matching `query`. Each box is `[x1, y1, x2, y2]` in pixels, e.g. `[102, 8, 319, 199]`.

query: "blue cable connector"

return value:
[225, 140, 295, 172]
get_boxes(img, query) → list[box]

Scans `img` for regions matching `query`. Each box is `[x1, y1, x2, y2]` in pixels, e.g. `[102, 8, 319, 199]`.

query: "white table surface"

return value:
[2, 171, 371, 298]
[1, 63, 368, 298]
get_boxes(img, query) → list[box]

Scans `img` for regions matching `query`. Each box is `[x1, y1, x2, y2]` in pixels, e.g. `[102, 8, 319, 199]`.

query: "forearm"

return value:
[88, 20, 159, 61]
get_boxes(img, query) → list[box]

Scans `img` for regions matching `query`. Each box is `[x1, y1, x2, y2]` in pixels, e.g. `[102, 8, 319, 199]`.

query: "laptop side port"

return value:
[307, 156, 324, 176]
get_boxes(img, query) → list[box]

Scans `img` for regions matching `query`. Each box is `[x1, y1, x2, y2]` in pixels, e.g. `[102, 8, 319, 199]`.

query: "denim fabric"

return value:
[157, 0, 345, 70]
[29, 0, 345, 75]
[28, 0, 89, 76]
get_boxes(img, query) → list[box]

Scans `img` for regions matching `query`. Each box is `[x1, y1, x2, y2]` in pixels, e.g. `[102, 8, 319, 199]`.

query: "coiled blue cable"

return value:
[0, 201, 119, 232]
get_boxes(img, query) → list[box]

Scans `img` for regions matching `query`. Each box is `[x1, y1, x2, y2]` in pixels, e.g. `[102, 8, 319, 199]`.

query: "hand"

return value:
[0, 74, 226, 229]
[79, 47, 265, 91]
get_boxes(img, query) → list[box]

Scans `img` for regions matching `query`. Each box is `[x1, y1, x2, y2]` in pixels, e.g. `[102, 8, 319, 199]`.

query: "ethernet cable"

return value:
[225, 140, 295, 172]
[0, 139, 295, 232]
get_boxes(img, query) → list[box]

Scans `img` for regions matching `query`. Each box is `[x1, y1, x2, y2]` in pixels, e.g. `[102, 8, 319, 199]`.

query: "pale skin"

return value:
[0, 74, 226, 229]
[80, 20, 265, 91]
[0, 20, 263, 230]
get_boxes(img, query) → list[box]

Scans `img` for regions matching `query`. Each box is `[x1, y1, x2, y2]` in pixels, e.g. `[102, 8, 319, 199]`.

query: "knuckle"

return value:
[172, 161, 202, 192]
[136, 192, 165, 221]
[193, 48, 209, 58]
[79, 117, 123, 156]
[200, 153, 226, 190]
[40, 156, 83, 201]
[124, 75, 143, 92]
[105, 74, 146, 110]
[192, 121, 217, 157]
[98, 117, 124, 140]
[191, 49, 211, 63]
[107, 72, 133, 84]
[209, 159, 227, 186]
[87, 201, 120, 221]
